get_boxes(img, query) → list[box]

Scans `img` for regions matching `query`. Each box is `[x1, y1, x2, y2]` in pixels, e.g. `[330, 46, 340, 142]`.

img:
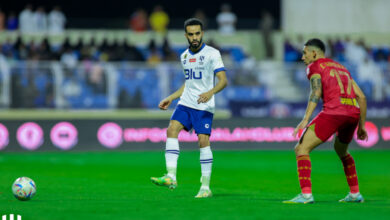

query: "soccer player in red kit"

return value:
[283, 39, 368, 204]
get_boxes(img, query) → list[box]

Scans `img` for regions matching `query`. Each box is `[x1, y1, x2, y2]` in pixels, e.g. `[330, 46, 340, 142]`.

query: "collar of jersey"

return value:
[188, 43, 206, 55]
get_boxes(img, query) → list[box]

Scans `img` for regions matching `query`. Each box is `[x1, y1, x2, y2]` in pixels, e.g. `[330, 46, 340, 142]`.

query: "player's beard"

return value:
[188, 38, 203, 51]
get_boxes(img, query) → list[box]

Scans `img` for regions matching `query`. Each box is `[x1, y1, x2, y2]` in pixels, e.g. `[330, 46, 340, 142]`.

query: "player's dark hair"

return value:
[184, 18, 203, 32]
[305, 38, 326, 53]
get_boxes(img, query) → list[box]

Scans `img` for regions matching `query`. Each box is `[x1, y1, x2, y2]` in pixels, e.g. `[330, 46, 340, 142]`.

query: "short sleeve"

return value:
[306, 63, 321, 80]
[211, 50, 226, 74]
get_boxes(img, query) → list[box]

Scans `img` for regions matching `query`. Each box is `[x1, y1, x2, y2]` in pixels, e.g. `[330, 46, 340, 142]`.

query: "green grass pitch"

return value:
[1, 150, 389, 220]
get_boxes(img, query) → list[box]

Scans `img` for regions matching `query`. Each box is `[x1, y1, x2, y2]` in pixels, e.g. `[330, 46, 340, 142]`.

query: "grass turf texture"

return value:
[0, 150, 389, 220]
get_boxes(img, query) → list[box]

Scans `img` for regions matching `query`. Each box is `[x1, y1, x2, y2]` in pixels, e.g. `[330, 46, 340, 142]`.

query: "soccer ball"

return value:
[12, 177, 37, 201]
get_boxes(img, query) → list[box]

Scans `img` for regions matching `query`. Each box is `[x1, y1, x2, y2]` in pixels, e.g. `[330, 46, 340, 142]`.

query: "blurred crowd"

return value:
[285, 36, 390, 101]
[0, 4, 66, 34]
[284, 36, 390, 64]
[0, 3, 275, 36]
[1, 2, 389, 109]
[129, 4, 238, 34]
[0, 35, 188, 66]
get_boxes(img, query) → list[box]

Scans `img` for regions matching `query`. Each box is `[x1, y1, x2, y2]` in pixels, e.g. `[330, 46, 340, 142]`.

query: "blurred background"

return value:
[0, 0, 389, 151]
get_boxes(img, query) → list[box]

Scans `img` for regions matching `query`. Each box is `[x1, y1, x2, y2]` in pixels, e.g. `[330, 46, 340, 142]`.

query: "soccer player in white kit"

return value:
[151, 18, 228, 198]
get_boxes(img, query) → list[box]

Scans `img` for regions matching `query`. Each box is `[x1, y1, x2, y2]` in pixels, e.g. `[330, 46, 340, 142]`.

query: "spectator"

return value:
[48, 6, 66, 34]
[194, 9, 208, 30]
[123, 40, 145, 61]
[345, 38, 367, 65]
[259, 10, 274, 58]
[0, 43, 5, 60]
[98, 38, 110, 61]
[146, 39, 162, 65]
[207, 38, 220, 51]
[162, 36, 176, 61]
[0, 8, 5, 31]
[357, 56, 384, 101]
[326, 38, 335, 58]
[129, 8, 148, 32]
[26, 39, 40, 60]
[62, 77, 82, 99]
[14, 36, 29, 60]
[283, 38, 300, 62]
[58, 36, 73, 59]
[36, 37, 52, 60]
[74, 37, 83, 52]
[60, 47, 78, 68]
[81, 38, 98, 61]
[216, 4, 237, 35]
[108, 39, 123, 61]
[1, 38, 14, 59]
[33, 6, 48, 33]
[149, 5, 169, 34]
[333, 37, 346, 61]
[6, 11, 18, 31]
[87, 64, 106, 94]
[22, 75, 39, 108]
[19, 4, 34, 33]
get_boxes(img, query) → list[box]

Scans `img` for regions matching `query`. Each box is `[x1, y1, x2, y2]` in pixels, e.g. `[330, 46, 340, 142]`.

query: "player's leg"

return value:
[334, 117, 364, 203]
[165, 120, 185, 180]
[151, 105, 192, 189]
[151, 120, 184, 189]
[196, 134, 213, 198]
[284, 113, 339, 204]
[283, 128, 322, 204]
[193, 110, 214, 198]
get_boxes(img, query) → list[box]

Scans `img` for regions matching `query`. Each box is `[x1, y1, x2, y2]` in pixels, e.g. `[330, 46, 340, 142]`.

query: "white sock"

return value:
[165, 138, 179, 181]
[350, 192, 360, 197]
[302, 193, 312, 198]
[200, 146, 213, 189]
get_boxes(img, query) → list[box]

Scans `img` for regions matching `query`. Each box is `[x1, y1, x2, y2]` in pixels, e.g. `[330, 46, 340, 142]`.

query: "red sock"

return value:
[341, 154, 359, 193]
[297, 155, 312, 194]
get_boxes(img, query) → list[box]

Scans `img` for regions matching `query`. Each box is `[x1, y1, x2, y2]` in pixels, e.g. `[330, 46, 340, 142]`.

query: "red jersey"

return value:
[306, 58, 360, 118]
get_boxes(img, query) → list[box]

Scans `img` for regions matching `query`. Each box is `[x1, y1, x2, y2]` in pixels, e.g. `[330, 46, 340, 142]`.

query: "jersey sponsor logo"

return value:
[205, 124, 210, 128]
[189, 58, 196, 62]
[184, 69, 202, 80]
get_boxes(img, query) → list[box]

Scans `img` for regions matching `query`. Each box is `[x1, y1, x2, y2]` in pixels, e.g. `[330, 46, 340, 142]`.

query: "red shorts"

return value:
[308, 112, 359, 143]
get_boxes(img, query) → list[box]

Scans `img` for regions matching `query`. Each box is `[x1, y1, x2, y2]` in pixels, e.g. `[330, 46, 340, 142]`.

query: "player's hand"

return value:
[158, 98, 172, 110]
[197, 91, 213, 104]
[357, 126, 368, 141]
[293, 119, 309, 137]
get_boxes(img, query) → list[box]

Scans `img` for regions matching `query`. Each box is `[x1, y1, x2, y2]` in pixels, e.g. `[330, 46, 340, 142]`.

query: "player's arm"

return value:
[198, 71, 228, 104]
[293, 74, 322, 137]
[352, 80, 368, 140]
[158, 83, 185, 110]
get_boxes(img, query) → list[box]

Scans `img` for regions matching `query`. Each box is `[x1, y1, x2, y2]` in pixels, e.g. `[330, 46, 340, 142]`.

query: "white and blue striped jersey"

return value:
[178, 44, 225, 113]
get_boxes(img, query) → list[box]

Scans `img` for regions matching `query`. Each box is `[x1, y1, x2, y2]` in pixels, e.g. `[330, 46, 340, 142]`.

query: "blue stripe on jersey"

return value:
[188, 43, 206, 55]
[214, 67, 226, 74]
